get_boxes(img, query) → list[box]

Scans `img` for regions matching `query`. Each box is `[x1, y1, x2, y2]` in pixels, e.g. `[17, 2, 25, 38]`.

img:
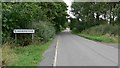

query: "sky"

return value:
[63, 0, 75, 18]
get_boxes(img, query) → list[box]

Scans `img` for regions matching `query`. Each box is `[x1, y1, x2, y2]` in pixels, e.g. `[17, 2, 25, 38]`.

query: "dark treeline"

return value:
[70, 2, 120, 33]
[2, 2, 68, 46]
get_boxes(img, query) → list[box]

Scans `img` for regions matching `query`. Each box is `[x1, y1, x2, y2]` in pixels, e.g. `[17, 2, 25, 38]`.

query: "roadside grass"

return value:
[0, 48, 2, 67]
[2, 41, 52, 66]
[2, 43, 18, 66]
[79, 34, 118, 43]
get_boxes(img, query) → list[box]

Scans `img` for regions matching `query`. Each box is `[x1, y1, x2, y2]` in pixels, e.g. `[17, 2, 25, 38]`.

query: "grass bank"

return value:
[76, 24, 119, 44]
[2, 41, 52, 66]
[79, 34, 118, 43]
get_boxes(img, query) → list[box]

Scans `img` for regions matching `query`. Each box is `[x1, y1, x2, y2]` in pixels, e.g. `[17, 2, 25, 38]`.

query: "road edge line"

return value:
[53, 38, 59, 67]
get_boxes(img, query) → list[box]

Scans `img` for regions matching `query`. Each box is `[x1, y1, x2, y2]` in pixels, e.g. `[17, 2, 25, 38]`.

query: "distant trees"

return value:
[70, 2, 120, 32]
[2, 2, 68, 45]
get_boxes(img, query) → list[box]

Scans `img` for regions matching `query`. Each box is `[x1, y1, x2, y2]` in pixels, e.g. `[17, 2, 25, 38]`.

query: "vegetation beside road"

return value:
[79, 34, 118, 43]
[2, 2, 67, 66]
[77, 24, 119, 43]
[2, 41, 51, 66]
[2, 2, 67, 46]
[2, 2, 120, 66]
[70, 2, 119, 44]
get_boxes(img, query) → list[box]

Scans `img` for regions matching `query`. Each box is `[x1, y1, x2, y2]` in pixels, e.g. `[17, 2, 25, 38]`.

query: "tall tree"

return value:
[2, 2, 68, 45]
[70, 2, 120, 32]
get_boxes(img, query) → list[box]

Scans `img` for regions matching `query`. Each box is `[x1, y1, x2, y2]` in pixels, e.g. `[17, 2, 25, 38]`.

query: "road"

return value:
[56, 32, 118, 66]
[40, 31, 118, 66]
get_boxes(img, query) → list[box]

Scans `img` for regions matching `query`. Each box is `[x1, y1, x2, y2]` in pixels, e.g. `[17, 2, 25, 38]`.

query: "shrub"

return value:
[81, 24, 119, 36]
[4, 21, 56, 46]
[33, 21, 55, 42]
[72, 28, 80, 33]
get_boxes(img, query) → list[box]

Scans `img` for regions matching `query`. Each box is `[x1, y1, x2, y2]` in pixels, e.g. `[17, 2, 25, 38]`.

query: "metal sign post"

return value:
[32, 34, 34, 43]
[15, 33, 17, 44]
[13, 29, 35, 44]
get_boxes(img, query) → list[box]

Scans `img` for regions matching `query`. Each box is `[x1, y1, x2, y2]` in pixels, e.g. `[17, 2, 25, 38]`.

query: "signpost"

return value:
[13, 29, 35, 43]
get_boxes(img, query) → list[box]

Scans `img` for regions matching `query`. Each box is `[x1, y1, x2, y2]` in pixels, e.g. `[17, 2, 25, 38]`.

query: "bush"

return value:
[33, 21, 55, 42]
[72, 28, 80, 33]
[3, 21, 55, 46]
[81, 24, 119, 36]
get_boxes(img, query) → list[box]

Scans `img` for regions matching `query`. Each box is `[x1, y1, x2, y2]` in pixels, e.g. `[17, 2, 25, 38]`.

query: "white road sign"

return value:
[13, 29, 35, 33]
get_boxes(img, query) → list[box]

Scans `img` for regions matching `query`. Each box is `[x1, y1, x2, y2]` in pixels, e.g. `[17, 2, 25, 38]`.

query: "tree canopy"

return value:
[2, 2, 68, 45]
[70, 2, 120, 32]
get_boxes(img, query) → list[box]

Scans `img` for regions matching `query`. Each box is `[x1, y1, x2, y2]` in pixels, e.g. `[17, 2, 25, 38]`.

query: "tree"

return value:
[70, 2, 120, 32]
[2, 2, 68, 45]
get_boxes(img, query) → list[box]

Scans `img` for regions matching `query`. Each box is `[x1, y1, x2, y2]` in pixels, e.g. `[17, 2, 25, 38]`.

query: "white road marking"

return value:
[53, 38, 59, 67]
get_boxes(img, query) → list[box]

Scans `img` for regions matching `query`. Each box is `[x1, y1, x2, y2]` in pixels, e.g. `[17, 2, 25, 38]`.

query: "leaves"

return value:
[2, 2, 67, 45]
[70, 2, 120, 32]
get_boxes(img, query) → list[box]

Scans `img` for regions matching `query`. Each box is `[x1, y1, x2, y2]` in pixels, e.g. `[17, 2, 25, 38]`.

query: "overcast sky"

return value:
[63, 0, 75, 18]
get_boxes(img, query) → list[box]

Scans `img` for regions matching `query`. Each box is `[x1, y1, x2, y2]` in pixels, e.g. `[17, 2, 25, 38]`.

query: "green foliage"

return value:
[2, 41, 51, 66]
[2, 2, 67, 45]
[70, 2, 120, 32]
[71, 28, 79, 33]
[79, 34, 118, 43]
[2, 3, 39, 45]
[78, 24, 119, 43]
[2, 43, 18, 66]
[2, 2, 67, 67]
[16, 34, 32, 46]
[81, 24, 119, 36]
[33, 21, 55, 42]
[39, 2, 68, 32]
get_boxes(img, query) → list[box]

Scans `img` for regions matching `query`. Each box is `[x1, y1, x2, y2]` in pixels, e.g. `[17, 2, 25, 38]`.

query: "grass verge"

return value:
[2, 41, 52, 66]
[79, 34, 118, 43]
[0, 48, 2, 67]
